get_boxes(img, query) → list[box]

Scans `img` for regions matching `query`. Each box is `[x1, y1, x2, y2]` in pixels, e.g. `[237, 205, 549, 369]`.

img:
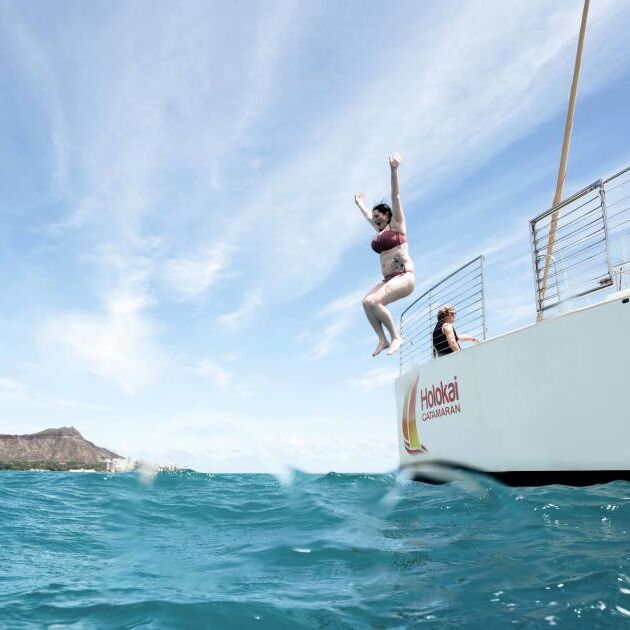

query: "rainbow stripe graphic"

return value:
[401, 376, 428, 454]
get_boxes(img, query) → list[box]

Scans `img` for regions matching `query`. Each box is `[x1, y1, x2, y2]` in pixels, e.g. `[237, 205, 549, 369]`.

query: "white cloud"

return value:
[163, 246, 232, 299]
[218, 293, 261, 333]
[309, 318, 350, 361]
[43, 291, 162, 393]
[317, 289, 365, 319]
[306, 287, 368, 359]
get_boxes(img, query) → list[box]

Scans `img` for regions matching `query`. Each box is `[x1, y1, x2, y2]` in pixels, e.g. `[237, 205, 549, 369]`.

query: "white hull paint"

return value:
[396, 292, 630, 479]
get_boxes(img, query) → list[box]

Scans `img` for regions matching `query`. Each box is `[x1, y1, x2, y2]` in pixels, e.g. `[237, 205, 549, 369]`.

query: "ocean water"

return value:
[0, 471, 628, 628]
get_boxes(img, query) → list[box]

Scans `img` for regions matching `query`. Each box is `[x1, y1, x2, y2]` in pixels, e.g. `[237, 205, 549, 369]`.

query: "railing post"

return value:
[480, 255, 487, 339]
[530, 218, 542, 315]
[599, 180, 614, 286]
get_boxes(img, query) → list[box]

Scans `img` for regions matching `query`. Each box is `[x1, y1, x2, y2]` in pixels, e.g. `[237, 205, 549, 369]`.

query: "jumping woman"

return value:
[354, 153, 415, 356]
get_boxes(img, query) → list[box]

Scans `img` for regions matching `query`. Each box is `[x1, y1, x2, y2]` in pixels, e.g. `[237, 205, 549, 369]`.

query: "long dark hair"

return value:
[372, 203, 392, 224]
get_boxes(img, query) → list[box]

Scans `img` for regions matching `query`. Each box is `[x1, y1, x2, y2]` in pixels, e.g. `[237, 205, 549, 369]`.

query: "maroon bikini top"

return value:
[371, 228, 407, 254]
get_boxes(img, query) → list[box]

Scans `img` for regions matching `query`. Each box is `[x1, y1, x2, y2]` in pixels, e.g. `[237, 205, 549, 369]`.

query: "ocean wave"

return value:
[0, 471, 628, 627]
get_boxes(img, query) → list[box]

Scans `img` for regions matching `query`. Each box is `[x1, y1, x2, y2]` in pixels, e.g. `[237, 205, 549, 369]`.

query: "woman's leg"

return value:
[363, 281, 390, 355]
[364, 273, 415, 355]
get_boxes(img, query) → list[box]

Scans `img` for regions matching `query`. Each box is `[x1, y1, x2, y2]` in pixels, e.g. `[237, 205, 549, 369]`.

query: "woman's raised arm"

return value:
[389, 153, 406, 232]
[354, 192, 378, 230]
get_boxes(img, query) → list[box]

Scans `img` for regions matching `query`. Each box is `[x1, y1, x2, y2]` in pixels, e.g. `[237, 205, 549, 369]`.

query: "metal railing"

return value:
[530, 164, 630, 314]
[530, 180, 612, 314]
[399, 256, 486, 373]
[603, 165, 630, 290]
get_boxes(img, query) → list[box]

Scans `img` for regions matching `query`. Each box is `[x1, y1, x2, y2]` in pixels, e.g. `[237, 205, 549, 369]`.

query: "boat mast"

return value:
[537, 0, 590, 321]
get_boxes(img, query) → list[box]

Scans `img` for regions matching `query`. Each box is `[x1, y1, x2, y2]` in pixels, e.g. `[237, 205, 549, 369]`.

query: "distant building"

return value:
[104, 458, 137, 472]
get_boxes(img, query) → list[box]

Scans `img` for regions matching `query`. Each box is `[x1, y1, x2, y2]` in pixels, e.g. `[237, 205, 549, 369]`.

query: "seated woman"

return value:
[432, 304, 479, 357]
[354, 153, 415, 356]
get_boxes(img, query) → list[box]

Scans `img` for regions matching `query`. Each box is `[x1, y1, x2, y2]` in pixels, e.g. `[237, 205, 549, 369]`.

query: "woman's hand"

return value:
[389, 153, 401, 170]
[354, 192, 366, 207]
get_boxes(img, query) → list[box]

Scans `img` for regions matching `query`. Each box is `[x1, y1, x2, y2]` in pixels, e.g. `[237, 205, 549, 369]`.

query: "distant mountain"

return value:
[0, 427, 123, 471]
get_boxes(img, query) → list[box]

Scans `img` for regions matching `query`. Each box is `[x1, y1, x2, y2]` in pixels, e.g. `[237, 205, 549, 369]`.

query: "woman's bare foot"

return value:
[387, 336, 403, 355]
[372, 339, 390, 356]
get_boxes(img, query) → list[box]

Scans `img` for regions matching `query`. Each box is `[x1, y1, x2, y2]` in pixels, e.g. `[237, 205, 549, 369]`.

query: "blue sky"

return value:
[1, 0, 629, 472]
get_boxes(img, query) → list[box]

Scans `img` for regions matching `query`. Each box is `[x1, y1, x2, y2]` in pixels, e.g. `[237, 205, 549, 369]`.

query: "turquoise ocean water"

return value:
[0, 471, 628, 628]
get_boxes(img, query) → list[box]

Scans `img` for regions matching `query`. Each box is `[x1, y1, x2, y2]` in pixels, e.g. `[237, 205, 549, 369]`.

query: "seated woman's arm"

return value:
[354, 192, 378, 230]
[443, 323, 461, 352]
[457, 333, 480, 343]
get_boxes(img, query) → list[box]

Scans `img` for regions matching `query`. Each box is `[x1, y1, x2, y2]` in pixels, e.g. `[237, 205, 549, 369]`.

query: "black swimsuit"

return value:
[433, 322, 459, 357]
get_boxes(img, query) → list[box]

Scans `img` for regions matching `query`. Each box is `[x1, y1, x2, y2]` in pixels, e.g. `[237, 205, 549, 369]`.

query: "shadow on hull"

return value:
[402, 461, 630, 487]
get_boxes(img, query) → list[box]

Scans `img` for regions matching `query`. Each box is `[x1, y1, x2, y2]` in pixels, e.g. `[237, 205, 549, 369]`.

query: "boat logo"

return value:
[401, 376, 427, 454]
[420, 376, 462, 421]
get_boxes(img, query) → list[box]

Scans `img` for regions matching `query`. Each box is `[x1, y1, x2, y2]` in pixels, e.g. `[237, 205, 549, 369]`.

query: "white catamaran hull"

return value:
[395, 292, 630, 484]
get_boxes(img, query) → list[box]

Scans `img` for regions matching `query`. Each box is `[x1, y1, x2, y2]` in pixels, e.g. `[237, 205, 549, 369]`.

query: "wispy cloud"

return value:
[309, 319, 350, 361]
[218, 293, 262, 333]
[43, 291, 162, 393]
[163, 246, 233, 299]
[317, 289, 364, 319]
[305, 287, 366, 360]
